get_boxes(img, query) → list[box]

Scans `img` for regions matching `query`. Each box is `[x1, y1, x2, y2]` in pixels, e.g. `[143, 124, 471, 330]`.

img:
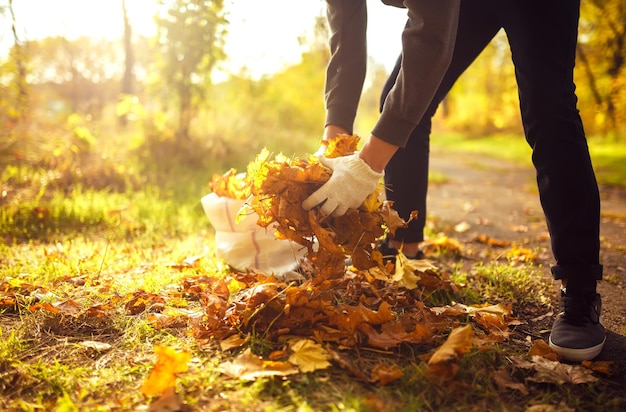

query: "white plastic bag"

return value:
[201, 192, 306, 274]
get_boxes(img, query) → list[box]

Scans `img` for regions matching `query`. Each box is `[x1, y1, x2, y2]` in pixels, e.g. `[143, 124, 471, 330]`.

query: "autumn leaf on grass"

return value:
[581, 360, 614, 376]
[220, 348, 299, 380]
[220, 334, 250, 351]
[141, 346, 192, 397]
[493, 368, 528, 395]
[512, 356, 598, 385]
[371, 363, 404, 386]
[528, 339, 559, 362]
[391, 253, 439, 290]
[288, 338, 332, 373]
[422, 235, 463, 255]
[506, 245, 538, 264]
[425, 324, 473, 382]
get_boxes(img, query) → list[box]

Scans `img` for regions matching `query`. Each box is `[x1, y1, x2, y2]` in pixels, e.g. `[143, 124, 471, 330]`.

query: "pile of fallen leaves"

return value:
[202, 135, 518, 382]
[2, 135, 593, 408]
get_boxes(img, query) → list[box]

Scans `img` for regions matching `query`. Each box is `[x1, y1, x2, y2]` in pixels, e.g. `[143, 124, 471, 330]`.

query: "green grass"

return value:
[1, 127, 625, 411]
[430, 132, 626, 188]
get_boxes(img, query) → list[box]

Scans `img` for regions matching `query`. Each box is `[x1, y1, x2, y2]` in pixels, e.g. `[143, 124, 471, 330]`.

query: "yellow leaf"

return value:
[288, 338, 332, 373]
[141, 346, 191, 397]
[391, 252, 438, 290]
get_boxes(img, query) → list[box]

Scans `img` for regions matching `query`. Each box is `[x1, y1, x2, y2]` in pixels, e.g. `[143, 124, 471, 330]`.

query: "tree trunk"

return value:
[120, 0, 134, 127]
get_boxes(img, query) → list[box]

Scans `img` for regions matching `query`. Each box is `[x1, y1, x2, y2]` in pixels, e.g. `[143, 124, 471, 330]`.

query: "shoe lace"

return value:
[562, 291, 600, 326]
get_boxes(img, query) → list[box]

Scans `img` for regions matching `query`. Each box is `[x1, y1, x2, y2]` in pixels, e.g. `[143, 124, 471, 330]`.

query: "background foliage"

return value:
[0, 0, 625, 242]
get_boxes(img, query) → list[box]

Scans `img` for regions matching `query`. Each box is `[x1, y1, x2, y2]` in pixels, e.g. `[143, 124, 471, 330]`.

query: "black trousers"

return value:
[381, 0, 602, 291]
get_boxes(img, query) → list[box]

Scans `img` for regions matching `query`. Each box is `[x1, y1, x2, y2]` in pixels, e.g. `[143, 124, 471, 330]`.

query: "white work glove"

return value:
[302, 153, 383, 217]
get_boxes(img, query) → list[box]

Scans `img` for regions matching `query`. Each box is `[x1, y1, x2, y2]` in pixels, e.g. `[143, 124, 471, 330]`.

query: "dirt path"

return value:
[425, 148, 626, 368]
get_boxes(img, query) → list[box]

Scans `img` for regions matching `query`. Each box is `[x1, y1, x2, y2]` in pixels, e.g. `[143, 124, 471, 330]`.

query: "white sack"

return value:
[201, 192, 306, 274]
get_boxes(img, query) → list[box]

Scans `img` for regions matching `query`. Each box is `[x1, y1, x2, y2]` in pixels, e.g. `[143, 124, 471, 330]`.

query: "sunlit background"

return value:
[1, 0, 406, 79]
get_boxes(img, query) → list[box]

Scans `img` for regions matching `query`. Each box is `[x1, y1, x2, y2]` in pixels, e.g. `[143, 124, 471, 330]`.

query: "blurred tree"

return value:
[439, 30, 520, 134]
[578, 0, 626, 136]
[154, 0, 227, 140]
[0, 0, 29, 127]
[119, 0, 134, 127]
[24, 36, 122, 116]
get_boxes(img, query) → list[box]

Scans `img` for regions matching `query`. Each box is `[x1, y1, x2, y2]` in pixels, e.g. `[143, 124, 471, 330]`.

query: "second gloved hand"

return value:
[302, 153, 383, 217]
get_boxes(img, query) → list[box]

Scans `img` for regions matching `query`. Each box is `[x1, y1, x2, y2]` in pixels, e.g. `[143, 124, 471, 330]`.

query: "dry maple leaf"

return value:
[141, 346, 191, 397]
[512, 355, 599, 385]
[288, 338, 332, 373]
[219, 348, 299, 380]
[425, 324, 473, 382]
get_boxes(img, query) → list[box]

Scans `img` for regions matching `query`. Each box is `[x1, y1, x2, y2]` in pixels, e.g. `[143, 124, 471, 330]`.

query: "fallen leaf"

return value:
[581, 360, 614, 376]
[454, 221, 471, 233]
[528, 340, 559, 361]
[220, 334, 250, 351]
[525, 402, 575, 412]
[78, 341, 112, 352]
[219, 348, 298, 380]
[141, 346, 192, 397]
[288, 338, 332, 373]
[425, 325, 473, 382]
[371, 363, 404, 385]
[493, 368, 528, 395]
[147, 387, 186, 412]
[512, 356, 598, 385]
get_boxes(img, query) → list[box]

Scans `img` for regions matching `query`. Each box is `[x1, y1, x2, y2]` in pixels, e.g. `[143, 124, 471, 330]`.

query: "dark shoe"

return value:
[378, 240, 424, 263]
[548, 290, 605, 362]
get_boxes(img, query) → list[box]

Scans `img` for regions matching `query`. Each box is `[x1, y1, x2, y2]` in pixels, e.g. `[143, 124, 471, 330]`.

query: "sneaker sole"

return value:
[548, 335, 606, 362]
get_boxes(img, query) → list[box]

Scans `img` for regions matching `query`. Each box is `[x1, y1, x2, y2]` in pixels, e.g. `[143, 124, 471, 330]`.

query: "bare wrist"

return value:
[358, 135, 399, 172]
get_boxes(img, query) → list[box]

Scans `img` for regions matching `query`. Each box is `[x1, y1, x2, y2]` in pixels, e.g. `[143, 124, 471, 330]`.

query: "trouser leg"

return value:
[381, 0, 501, 243]
[503, 0, 602, 292]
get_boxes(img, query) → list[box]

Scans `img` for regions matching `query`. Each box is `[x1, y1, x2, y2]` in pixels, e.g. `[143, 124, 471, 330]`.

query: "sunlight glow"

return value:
[2, 0, 406, 77]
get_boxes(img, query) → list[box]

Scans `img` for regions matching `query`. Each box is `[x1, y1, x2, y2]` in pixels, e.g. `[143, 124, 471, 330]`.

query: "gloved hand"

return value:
[302, 153, 383, 217]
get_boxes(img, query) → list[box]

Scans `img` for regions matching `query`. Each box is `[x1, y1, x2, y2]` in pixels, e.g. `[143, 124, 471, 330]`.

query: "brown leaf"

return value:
[493, 368, 528, 395]
[425, 325, 473, 382]
[371, 363, 404, 386]
[220, 334, 250, 351]
[219, 348, 298, 380]
[512, 356, 599, 385]
[528, 339, 559, 361]
[581, 360, 614, 376]
[147, 387, 186, 412]
[125, 291, 166, 315]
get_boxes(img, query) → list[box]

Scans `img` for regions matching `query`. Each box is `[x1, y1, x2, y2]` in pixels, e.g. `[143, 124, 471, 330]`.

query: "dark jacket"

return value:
[324, 0, 460, 147]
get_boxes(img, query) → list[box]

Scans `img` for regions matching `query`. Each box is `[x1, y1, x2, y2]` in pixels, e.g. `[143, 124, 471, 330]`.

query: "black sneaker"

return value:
[548, 290, 605, 362]
[378, 240, 425, 264]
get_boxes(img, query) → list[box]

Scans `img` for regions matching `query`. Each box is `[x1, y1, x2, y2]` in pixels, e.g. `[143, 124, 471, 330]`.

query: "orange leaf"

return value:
[141, 346, 191, 397]
[528, 339, 559, 361]
[371, 363, 404, 386]
[425, 325, 473, 382]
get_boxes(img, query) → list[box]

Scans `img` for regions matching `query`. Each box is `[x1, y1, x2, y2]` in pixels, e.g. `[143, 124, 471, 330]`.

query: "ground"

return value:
[424, 146, 626, 371]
